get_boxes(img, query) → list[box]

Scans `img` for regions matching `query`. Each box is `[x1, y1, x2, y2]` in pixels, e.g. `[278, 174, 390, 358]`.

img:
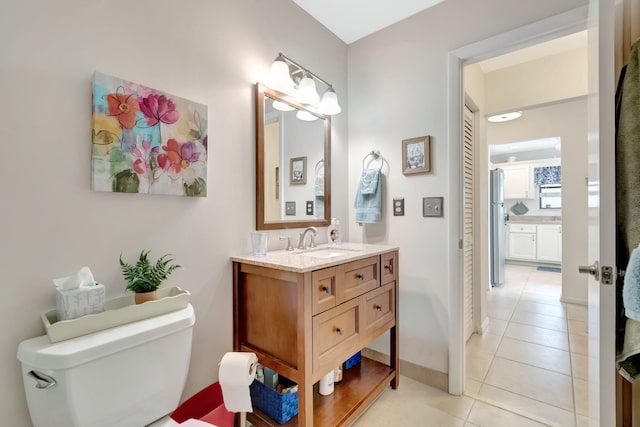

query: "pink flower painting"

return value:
[91, 72, 208, 197]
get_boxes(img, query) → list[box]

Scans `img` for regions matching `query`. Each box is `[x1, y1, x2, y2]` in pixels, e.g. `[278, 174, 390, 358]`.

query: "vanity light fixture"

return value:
[296, 110, 319, 121]
[268, 52, 342, 115]
[487, 111, 523, 122]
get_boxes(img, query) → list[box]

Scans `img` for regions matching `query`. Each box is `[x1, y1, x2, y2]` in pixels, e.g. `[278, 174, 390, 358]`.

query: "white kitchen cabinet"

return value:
[502, 164, 534, 199]
[536, 224, 562, 262]
[507, 224, 537, 260]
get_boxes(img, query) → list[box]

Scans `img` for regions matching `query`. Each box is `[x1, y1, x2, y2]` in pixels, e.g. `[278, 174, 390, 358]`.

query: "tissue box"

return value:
[56, 283, 106, 320]
[249, 377, 298, 424]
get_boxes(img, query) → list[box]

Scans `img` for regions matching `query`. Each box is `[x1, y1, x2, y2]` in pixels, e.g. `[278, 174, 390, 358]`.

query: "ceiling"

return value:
[292, 0, 446, 44]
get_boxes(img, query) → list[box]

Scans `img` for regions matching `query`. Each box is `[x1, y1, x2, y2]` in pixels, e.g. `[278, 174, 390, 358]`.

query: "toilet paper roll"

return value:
[218, 352, 258, 413]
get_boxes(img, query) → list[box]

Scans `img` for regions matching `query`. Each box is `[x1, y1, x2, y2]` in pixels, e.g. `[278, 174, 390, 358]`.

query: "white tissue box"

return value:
[56, 283, 106, 320]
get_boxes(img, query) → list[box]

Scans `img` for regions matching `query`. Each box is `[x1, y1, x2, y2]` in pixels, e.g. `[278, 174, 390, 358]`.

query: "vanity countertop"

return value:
[507, 215, 561, 224]
[231, 242, 399, 273]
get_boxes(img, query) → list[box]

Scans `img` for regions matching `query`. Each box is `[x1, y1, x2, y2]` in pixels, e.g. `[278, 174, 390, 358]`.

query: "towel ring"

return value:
[362, 150, 384, 171]
[315, 159, 324, 174]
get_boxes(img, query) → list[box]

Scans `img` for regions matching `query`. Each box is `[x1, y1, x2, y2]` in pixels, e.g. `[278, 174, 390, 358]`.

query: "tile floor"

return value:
[354, 263, 591, 427]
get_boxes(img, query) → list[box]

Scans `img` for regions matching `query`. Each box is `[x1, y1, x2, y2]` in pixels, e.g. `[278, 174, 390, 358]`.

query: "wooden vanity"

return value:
[231, 243, 399, 427]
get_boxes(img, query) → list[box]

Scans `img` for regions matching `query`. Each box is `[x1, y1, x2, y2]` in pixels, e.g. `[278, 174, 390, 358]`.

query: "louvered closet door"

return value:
[463, 105, 475, 341]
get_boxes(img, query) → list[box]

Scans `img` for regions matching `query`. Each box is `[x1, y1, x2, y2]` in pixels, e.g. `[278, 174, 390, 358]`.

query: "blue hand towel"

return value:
[315, 173, 324, 196]
[354, 169, 382, 223]
[359, 169, 379, 194]
[624, 245, 640, 321]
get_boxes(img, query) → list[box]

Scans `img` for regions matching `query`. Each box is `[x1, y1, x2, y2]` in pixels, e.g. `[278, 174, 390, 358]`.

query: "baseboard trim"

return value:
[560, 295, 587, 306]
[362, 348, 449, 392]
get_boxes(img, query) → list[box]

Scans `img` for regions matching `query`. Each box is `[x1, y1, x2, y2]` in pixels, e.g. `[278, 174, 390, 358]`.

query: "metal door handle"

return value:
[578, 261, 599, 281]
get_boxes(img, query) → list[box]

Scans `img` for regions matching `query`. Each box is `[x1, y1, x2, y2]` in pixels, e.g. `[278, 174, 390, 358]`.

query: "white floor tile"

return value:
[466, 332, 502, 356]
[478, 384, 576, 427]
[485, 317, 508, 336]
[516, 300, 567, 318]
[466, 351, 494, 382]
[511, 310, 568, 332]
[504, 321, 569, 351]
[496, 336, 571, 375]
[467, 400, 550, 427]
[484, 357, 574, 411]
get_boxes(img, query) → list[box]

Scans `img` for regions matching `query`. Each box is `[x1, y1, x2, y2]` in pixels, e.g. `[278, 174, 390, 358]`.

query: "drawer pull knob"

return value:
[384, 265, 392, 272]
[375, 304, 382, 311]
[335, 327, 343, 335]
[356, 273, 364, 280]
[321, 285, 329, 293]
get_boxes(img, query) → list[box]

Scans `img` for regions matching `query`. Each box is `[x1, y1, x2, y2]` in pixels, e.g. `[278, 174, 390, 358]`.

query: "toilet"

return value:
[17, 304, 195, 427]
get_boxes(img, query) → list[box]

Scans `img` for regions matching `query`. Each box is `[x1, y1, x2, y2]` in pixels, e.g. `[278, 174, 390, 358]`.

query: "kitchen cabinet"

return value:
[536, 224, 562, 262]
[232, 246, 399, 427]
[507, 224, 537, 260]
[502, 164, 534, 199]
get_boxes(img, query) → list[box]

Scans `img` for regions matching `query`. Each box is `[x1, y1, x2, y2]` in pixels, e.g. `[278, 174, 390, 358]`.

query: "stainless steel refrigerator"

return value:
[490, 168, 505, 286]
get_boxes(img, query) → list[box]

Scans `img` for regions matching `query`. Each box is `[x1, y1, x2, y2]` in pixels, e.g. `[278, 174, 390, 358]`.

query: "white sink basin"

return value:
[299, 247, 360, 259]
[302, 250, 349, 259]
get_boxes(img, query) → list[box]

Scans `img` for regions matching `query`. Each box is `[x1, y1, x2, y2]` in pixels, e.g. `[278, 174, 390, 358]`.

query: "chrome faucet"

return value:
[298, 227, 318, 249]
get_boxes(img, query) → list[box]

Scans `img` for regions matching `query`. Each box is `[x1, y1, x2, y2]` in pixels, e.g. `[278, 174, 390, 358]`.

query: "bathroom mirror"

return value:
[256, 83, 331, 230]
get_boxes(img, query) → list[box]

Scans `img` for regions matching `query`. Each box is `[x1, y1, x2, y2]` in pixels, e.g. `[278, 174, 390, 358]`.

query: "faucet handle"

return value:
[279, 236, 294, 251]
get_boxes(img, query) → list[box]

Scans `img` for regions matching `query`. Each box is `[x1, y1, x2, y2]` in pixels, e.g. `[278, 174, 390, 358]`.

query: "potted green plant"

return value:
[119, 250, 181, 304]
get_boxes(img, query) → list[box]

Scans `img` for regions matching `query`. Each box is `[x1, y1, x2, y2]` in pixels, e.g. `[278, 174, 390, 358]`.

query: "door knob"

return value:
[578, 261, 599, 281]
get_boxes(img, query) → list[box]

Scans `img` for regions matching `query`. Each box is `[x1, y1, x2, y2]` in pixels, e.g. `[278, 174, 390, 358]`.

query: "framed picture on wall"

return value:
[402, 136, 431, 175]
[290, 156, 307, 185]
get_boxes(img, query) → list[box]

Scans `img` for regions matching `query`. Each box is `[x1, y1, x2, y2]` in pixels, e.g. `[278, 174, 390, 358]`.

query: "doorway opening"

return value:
[459, 28, 590, 425]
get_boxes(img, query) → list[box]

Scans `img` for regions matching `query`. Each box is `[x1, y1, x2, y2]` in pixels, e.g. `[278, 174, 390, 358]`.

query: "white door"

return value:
[463, 105, 475, 341]
[536, 225, 562, 263]
[582, 0, 616, 424]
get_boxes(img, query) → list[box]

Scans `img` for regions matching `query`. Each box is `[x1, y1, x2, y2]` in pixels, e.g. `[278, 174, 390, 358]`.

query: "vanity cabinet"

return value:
[232, 247, 399, 427]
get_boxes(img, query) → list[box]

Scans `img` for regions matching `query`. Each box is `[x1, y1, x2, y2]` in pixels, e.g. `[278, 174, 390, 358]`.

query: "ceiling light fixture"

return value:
[487, 111, 523, 123]
[268, 52, 342, 116]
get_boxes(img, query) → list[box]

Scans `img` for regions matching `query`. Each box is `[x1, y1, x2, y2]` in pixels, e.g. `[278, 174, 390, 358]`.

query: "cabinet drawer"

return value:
[313, 298, 360, 375]
[381, 251, 397, 285]
[508, 224, 537, 233]
[339, 256, 380, 303]
[362, 282, 396, 341]
[312, 267, 337, 315]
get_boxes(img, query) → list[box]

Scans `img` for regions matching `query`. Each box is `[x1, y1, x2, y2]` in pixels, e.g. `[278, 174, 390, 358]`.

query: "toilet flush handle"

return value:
[27, 370, 57, 389]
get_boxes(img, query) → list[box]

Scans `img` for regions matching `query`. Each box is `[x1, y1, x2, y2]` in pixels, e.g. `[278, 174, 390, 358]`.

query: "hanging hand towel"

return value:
[354, 169, 382, 223]
[624, 245, 640, 321]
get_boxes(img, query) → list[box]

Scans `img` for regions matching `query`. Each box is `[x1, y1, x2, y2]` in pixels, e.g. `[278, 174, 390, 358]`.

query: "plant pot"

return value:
[134, 291, 158, 305]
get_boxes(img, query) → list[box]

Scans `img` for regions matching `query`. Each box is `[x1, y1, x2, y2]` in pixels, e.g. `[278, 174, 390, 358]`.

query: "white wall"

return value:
[347, 0, 587, 374]
[484, 47, 588, 114]
[0, 1, 347, 425]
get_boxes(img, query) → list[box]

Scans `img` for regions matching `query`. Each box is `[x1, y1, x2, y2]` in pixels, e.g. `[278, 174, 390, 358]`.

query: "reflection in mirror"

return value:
[256, 83, 331, 230]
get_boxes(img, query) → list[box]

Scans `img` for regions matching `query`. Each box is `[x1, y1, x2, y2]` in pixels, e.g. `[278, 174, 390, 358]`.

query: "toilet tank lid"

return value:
[17, 304, 195, 370]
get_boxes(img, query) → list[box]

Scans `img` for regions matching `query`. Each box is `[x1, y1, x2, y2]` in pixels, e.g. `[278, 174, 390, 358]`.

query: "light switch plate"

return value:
[423, 197, 444, 217]
[285, 201, 296, 216]
[393, 198, 405, 216]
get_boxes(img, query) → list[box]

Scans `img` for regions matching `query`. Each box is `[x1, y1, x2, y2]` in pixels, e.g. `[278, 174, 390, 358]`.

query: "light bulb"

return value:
[296, 74, 320, 105]
[318, 87, 341, 115]
[269, 58, 294, 94]
[296, 110, 318, 121]
[272, 100, 295, 111]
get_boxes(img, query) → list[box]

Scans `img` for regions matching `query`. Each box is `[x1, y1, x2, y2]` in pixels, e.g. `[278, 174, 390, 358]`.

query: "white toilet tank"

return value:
[17, 304, 195, 427]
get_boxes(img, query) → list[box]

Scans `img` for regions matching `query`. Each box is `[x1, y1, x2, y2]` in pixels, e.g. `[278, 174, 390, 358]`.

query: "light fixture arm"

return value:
[276, 52, 333, 89]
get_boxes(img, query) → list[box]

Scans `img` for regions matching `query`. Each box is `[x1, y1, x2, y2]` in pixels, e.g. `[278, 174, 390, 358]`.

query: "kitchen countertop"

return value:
[507, 215, 561, 224]
[230, 242, 399, 273]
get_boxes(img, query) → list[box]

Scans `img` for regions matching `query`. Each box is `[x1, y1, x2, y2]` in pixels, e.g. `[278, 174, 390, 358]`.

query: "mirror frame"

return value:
[256, 83, 331, 230]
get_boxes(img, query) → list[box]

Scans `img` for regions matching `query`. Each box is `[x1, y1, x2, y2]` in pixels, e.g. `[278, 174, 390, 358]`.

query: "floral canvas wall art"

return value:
[92, 72, 208, 197]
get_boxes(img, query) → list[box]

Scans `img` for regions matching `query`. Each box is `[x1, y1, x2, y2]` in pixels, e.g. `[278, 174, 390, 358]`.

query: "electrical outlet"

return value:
[393, 198, 405, 216]
[423, 197, 444, 217]
[306, 201, 314, 215]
